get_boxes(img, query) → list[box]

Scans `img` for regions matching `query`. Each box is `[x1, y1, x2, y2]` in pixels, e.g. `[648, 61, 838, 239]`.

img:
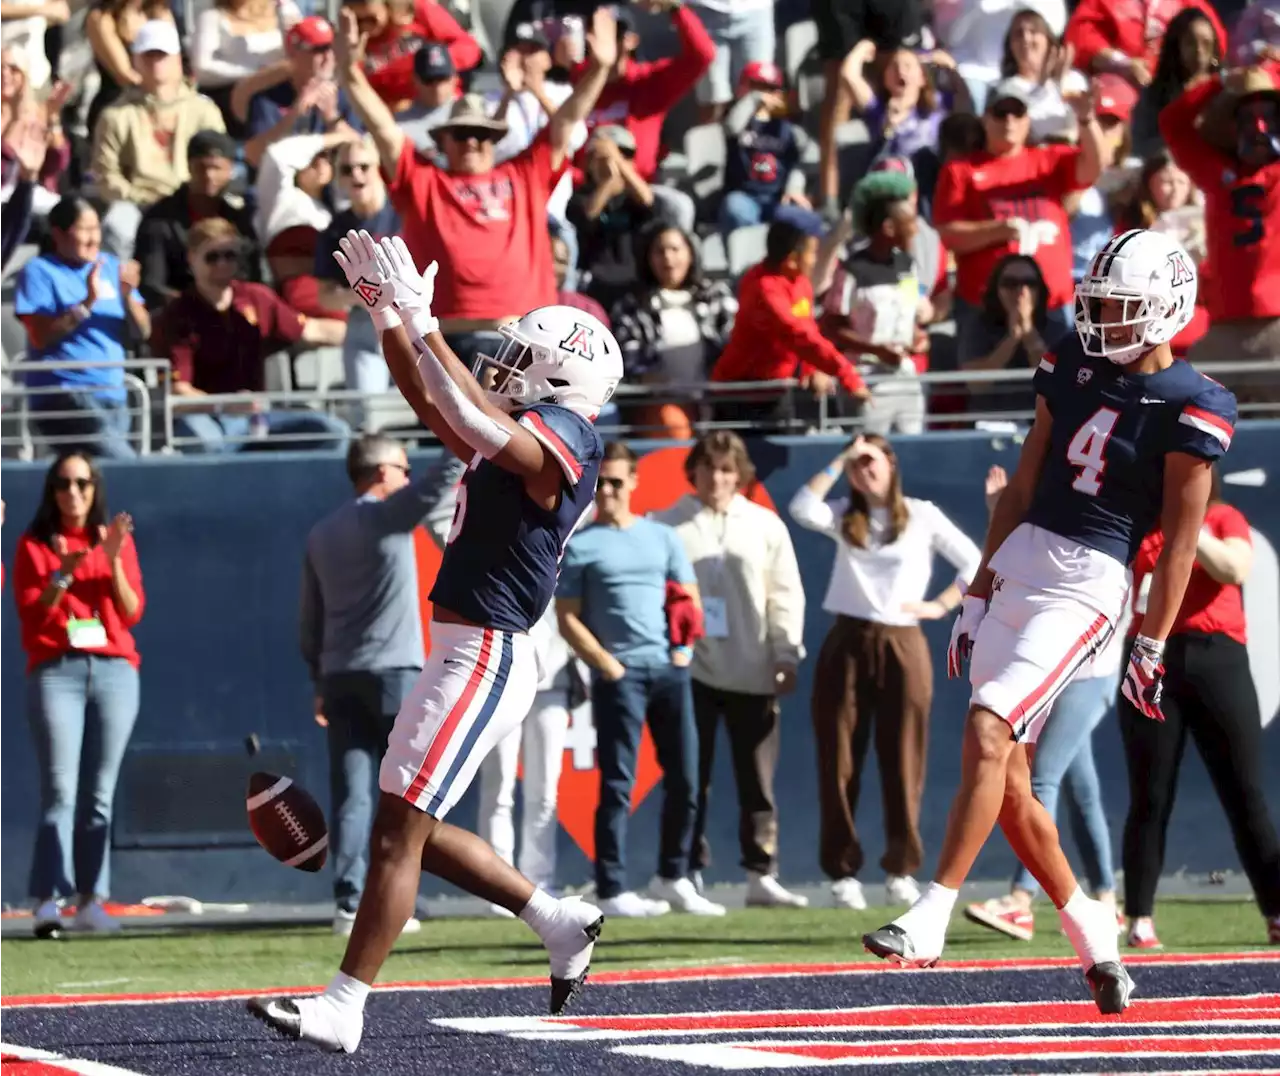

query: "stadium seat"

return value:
[698, 232, 728, 278]
[784, 20, 819, 83]
[726, 224, 769, 278]
[683, 123, 727, 203]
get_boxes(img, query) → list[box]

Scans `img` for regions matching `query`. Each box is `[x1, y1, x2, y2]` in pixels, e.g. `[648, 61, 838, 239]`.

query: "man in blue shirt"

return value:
[15, 199, 149, 458]
[557, 441, 725, 919]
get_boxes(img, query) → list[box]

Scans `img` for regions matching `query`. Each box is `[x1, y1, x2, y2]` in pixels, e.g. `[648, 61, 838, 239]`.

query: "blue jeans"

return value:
[342, 310, 390, 431]
[27, 654, 140, 900]
[1012, 673, 1118, 896]
[175, 409, 350, 454]
[718, 190, 773, 236]
[322, 668, 420, 912]
[592, 663, 698, 899]
[31, 391, 136, 459]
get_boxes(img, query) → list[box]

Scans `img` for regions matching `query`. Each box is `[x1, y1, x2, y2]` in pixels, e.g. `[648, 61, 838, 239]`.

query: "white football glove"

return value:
[946, 594, 988, 679]
[377, 235, 439, 338]
[333, 229, 400, 330]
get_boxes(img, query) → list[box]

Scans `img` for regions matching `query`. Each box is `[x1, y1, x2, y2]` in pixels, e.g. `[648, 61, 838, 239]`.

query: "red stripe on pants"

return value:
[1008, 613, 1109, 730]
[406, 628, 494, 803]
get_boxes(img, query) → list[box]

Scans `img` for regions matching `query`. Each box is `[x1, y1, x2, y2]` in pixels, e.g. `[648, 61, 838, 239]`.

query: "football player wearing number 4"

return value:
[247, 229, 623, 1054]
[862, 228, 1237, 1015]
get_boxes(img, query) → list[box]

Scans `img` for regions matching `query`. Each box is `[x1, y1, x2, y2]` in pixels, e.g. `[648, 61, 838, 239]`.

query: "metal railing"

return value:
[1, 358, 169, 459]
[2, 357, 1278, 458]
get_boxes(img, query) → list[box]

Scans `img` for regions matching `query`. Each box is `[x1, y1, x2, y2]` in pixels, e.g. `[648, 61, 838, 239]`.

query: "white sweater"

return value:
[652, 494, 806, 695]
[789, 488, 981, 627]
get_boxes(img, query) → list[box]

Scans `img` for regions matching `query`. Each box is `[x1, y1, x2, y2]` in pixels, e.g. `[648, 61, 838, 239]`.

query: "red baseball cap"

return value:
[287, 15, 334, 51]
[1095, 73, 1138, 123]
[738, 60, 785, 95]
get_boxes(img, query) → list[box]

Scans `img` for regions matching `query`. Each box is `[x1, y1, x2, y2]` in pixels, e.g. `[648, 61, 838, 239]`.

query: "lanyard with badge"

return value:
[700, 510, 731, 639]
[52, 567, 109, 650]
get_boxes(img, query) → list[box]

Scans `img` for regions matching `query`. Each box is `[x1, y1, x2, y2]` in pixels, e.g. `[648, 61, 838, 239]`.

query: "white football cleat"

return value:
[540, 895, 605, 1014]
[247, 994, 363, 1054]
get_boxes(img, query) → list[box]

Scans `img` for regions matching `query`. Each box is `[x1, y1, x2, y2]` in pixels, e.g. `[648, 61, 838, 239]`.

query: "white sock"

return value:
[896, 882, 958, 933]
[323, 971, 371, 1013]
[1059, 886, 1118, 971]
[518, 887, 557, 935]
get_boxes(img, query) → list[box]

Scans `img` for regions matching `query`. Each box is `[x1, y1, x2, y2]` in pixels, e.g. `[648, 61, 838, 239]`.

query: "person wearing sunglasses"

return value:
[959, 252, 1066, 422]
[317, 135, 403, 430]
[149, 217, 348, 453]
[12, 451, 145, 937]
[934, 77, 1105, 363]
[135, 129, 259, 313]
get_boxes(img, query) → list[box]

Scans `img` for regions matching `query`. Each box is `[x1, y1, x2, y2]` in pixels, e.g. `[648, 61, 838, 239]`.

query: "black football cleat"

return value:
[862, 923, 939, 968]
[1085, 961, 1135, 1014]
[547, 909, 605, 1015]
[247, 996, 362, 1053]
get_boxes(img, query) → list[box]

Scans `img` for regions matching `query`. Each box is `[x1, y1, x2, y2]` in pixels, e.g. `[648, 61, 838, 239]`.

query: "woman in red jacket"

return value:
[13, 451, 145, 937]
[1120, 470, 1280, 949]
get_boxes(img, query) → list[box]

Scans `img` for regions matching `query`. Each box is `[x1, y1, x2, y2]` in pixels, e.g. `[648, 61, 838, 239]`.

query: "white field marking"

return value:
[6, 951, 1280, 1010]
[612, 1035, 1280, 1070]
[54, 979, 133, 989]
[1, 1043, 150, 1076]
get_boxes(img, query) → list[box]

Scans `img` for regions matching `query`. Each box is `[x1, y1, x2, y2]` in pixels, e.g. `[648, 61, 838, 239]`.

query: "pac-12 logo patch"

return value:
[1077, 367, 1092, 384]
[354, 277, 382, 308]
[560, 323, 595, 358]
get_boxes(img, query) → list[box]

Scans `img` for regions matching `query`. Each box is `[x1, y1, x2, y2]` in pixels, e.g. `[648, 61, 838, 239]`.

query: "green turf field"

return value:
[0, 898, 1270, 998]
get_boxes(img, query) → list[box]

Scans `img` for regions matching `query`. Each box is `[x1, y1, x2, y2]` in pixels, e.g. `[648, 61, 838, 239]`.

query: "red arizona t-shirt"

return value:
[1132, 501, 1251, 645]
[933, 144, 1086, 309]
[388, 132, 565, 321]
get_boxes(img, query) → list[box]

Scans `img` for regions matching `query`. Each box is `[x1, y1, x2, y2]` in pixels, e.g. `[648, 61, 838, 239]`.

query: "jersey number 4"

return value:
[1066, 407, 1120, 496]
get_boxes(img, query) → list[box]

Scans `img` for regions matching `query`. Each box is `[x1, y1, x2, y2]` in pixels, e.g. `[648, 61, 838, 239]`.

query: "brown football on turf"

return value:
[246, 772, 328, 872]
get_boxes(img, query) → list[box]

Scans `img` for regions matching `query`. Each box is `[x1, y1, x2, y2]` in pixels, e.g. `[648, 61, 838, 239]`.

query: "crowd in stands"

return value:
[1, 0, 1278, 460]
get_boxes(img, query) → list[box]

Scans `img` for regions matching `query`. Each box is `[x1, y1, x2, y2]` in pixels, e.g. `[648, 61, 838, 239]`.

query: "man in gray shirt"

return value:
[300, 436, 462, 934]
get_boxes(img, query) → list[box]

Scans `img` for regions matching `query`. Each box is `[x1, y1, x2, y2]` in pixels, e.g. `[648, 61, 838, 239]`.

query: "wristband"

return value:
[823, 462, 842, 479]
[52, 572, 73, 591]
[671, 645, 692, 659]
[404, 307, 440, 339]
[370, 306, 402, 331]
[1132, 633, 1165, 660]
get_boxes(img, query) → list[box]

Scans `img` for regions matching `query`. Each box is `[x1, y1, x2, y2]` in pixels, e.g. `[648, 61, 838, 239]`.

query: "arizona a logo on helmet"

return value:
[559, 323, 595, 359]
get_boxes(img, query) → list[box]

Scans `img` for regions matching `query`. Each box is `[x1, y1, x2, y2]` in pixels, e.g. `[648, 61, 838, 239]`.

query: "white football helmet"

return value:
[1074, 229, 1198, 365]
[473, 305, 623, 420]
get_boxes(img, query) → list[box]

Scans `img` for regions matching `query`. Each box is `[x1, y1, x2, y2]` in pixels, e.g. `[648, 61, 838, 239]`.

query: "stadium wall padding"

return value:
[3, 425, 1279, 906]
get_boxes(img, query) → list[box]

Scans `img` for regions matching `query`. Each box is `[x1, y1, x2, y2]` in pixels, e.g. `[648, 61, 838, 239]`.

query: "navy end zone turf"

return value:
[4, 954, 1279, 1075]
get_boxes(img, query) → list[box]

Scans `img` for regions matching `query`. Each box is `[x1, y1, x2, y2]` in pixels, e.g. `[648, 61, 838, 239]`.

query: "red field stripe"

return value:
[753, 1034, 1280, 1061]
[5, 950, 1279, 1009]
[558, 993, 1280, 1033]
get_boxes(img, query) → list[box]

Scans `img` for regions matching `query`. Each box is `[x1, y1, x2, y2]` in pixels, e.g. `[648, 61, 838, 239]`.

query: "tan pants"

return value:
[810, 616, 933, 880]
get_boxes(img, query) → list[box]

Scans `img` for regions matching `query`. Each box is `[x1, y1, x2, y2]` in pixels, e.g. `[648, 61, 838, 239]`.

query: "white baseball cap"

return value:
[131, 20, 182, 56]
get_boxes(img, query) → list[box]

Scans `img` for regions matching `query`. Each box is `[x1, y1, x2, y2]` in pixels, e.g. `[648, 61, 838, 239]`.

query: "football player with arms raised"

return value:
[863, 229, 1237, 1014]
[248, 230, 622, 1053]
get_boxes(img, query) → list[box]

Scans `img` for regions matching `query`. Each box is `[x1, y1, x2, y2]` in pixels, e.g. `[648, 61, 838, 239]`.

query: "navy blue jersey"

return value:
[725, 116, 803, 204]
[1024, 335, 1237, 566]
[430, 404, 603, 633]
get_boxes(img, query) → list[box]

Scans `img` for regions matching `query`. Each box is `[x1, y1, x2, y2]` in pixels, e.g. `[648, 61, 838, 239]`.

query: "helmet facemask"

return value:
[472, 325, 544, 411]
[1074, 287, 1170, 366]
